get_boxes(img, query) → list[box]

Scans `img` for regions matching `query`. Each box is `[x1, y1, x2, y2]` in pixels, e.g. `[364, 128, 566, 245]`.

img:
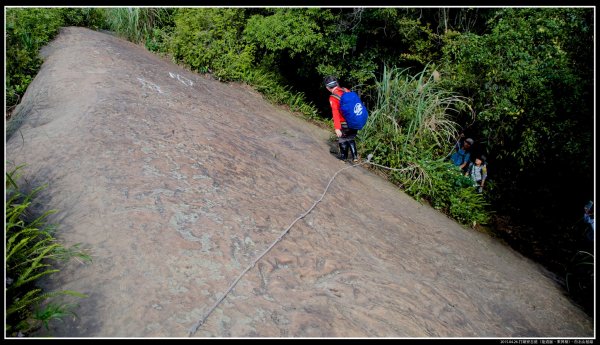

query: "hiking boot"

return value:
[348, 140, 359, 162]
[338, 142, 349, 160]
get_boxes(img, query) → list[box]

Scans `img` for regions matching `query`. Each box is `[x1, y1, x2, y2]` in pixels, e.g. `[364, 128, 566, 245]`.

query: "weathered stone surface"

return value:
[6, 27, 593, 338]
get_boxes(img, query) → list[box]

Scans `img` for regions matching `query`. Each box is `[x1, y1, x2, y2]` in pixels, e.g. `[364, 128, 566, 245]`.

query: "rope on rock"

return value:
[188, 153, 403, 336]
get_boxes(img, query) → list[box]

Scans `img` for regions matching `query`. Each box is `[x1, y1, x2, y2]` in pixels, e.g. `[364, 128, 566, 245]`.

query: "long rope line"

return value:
[188, 156, 377, 337]
[187, 152, 424, 336]
[366, 159, 414, 172]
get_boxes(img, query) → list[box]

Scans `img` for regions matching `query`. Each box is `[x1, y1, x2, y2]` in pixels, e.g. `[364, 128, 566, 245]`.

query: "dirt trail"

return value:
[6, 27, 593, 338]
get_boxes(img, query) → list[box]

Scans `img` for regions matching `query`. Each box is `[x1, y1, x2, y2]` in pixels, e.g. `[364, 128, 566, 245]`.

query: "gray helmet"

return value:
[324, 76, 338, 88]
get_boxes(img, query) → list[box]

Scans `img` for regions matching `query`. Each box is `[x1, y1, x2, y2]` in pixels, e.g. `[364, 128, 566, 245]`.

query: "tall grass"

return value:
[104, 8, 172, 44]
[5, 165, 91, 336]
[361, 65, 472, 154]
[565, 250, 594, 314]
[359, 66, 489, 226]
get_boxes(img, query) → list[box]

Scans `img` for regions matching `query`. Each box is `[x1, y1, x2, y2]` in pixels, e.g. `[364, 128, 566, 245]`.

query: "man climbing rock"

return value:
[324, 76, 359, 162]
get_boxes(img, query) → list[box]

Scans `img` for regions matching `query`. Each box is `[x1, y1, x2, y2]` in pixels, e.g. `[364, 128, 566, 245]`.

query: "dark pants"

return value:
[474, 179, 483, 193]
[338, 123, 358, 144]
[338, 123, 358, 160]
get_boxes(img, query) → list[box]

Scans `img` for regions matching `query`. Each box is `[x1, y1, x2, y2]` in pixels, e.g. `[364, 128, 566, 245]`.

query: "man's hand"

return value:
[335, 129, 343, 137]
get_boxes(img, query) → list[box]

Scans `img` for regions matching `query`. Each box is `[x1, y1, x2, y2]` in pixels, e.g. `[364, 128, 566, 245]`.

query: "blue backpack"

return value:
[332, 89, 369, 130]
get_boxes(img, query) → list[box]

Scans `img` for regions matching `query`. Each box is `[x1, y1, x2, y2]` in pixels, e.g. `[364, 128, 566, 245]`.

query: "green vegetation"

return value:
[359, 66, 489, 226]
[5, 165, 91, 336]
[167, 9, 323, 121]
[439, 8, 593, 227]
[169, 9, 253, 80]
[6, 8, 63, 109]
[5, 8, 106, 112]
[104, 8, 172, 45]
[565, 250, 594, 315]
[5, 7, 594, 315]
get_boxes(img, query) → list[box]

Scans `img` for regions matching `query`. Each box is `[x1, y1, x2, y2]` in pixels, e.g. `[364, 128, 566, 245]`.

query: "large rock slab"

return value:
[5, 27, 593, 337]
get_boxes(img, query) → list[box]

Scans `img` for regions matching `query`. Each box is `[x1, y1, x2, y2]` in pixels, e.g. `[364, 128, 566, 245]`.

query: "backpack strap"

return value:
[330, 87, 349, 101]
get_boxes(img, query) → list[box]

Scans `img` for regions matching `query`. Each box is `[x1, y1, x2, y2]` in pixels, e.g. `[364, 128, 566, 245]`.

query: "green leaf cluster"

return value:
[439, 8, 593, 226]
[169, 8, 255, 81]
[359, 66, 489, 226]
[5, 8, 64, 107]
[5, 8, 107, 110]
[244, 9, 325, 58]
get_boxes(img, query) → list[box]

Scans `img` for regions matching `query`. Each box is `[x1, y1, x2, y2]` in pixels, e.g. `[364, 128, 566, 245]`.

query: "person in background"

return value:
[466, 155, 487, 193]
[451, 136, 474, 173]
[583, 201, 594, 242]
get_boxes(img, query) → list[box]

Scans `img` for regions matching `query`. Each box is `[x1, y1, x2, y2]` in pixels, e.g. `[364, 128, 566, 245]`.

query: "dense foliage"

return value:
[5, 8, 106, 109]
[360, 66, 489, 226]
[440, 8, 593, 211]
[6, 8, 63, 108]
[437, 9, 594, 282]
[5, 7, 594, 314]
[170, 8, 254, 80]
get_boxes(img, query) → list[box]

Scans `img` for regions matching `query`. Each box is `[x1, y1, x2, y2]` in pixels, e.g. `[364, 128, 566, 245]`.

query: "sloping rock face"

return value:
[6, 27, 593, 338]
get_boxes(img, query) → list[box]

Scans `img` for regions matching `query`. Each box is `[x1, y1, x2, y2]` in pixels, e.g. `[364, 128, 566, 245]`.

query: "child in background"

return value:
[466, 155, 487, 193]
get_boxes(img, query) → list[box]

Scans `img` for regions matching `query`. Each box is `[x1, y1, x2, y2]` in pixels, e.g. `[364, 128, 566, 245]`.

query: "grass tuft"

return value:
[5, 164, 91, 336]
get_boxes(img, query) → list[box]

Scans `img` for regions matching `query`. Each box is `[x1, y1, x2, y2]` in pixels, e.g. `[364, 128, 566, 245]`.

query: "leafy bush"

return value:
[145, 26, 173, 54]
[5, 8, 65, 108]
[169, 8, 254, 81]
[5, 8, 108, 112]
[439, 8, 593, 227]
[165, 8, 324, 124]
[447, 182, 490, 226]
[5, 165, 91, 336]
[359, 65, 490, 226]
[243, 8, 325, 58]
[396, 156, 489, 227]
[60, 8, 108, 29]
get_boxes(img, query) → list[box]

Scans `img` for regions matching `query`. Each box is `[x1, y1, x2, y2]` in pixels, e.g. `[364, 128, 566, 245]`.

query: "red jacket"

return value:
[329, 86, 350, 130]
